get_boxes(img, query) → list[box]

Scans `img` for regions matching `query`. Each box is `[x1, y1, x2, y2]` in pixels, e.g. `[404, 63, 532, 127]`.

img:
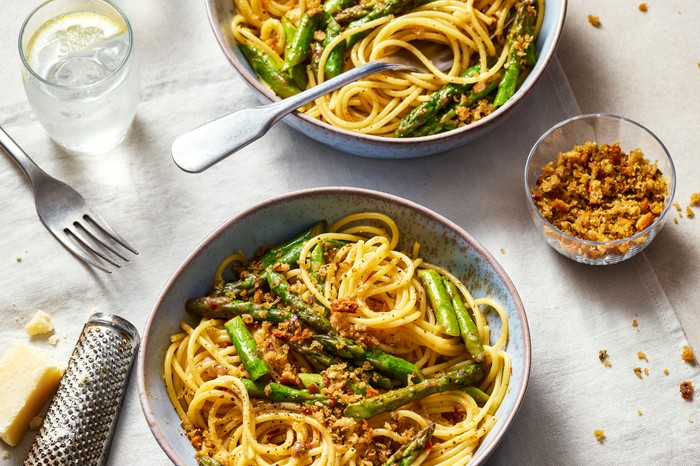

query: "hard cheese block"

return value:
[0, 343, 64, 446]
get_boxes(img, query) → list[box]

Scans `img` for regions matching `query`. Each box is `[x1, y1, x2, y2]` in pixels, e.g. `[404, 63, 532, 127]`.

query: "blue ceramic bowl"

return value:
[138, 187, 531, 465]
[205, 0, 567, 158]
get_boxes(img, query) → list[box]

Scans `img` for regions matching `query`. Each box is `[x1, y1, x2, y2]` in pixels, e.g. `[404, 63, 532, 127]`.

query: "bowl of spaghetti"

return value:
[138, 187, 531, 465]
[205, 0, 566, 158]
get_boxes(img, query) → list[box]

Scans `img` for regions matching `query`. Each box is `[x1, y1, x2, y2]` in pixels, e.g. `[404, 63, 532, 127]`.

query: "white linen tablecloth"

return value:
[1, 1, 698, 464]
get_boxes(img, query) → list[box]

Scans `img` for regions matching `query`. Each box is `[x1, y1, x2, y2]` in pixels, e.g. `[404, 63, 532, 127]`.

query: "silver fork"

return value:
[1, 127, 137, 273]
[172, 41, 455, 173]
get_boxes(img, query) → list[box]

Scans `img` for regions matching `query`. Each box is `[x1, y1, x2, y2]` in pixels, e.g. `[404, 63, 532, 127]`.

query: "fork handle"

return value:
[171, 60, 402, 173]
[0, 127, 46, 189]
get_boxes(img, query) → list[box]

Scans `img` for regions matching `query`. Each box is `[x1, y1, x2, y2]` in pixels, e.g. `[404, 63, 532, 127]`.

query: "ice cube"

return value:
[46, 56, 107, 86]
[95, 36, 128, 72]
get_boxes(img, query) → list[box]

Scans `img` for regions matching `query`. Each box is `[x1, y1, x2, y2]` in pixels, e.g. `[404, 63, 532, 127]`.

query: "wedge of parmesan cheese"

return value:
[24, 310, 54, 336]
[0, 344, 64, 446]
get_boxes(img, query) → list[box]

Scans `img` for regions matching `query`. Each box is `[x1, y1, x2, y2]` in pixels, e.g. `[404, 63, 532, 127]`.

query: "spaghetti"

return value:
[165, 212, 511, 465]
[229, 0, 544, 136]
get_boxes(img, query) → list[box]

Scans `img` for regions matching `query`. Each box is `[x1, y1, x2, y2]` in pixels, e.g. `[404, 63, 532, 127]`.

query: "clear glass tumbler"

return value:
[19, 0, 140, 155]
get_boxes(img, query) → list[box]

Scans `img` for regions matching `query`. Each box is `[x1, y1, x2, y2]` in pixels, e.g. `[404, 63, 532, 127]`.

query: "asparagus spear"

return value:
[196, 458, 222, 466]
[343, 364, 483, 419]
[219, 274, 265, 297]
[493, 0, 538, 107]
[259, 220, 327, 268]
[186, 296, 292, 323]
[395, 63, 483, 137]
[224, 316, 270, 381]
[383, 422, 436, 466]
[288, 340, 339, 370]
[334, 4, 371, 24]
[239, 43, 302, 98]
[283, 12, 322, 71]
[322, 14, 346, 77]
[464, 385, 490, 405]
[407, 76, 499, 136]
[418, 270, 460, 337]
[289, 340, 394, 389]
[266, 269, 425, 384]
[238, 377, 328, 403]
[298, 372, 324, 389]
[444, 281, 485, 362]
[281, 17, 309, 89]
[346, 0, 434, 47]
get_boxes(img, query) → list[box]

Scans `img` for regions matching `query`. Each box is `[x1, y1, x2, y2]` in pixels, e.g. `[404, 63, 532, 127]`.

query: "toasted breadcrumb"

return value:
[530, 142, 668, 251]
[690, 193, 700, 205]
[664, 369, 670, 375]
[638, 3, 648, 12]
[673, 202, 682, 212]
[680, 381, 694, 400]
[637, 351, 648, 361]
[594, 430, 605, 443]
[633, 367, 643, 379]
[643, 368, 649, 376]
[632, 319, 638, 328]
[686, 206, 695, 218]
[599, 350, 611, 367]
[588, 15, 601, 27]
[681, 345, 695, 362]
[637, 409, 643, 416]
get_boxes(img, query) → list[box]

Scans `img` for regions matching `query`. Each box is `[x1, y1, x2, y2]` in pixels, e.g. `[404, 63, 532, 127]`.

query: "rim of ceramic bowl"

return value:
[203, 0, 568, 148]
[524, 113, 677, 250]
[137, 186, 532, 465]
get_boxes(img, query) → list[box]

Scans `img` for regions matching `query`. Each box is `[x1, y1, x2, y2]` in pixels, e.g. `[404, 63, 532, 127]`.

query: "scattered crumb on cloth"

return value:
[594, 429, 605, 443]
[588, 15, 601, 27]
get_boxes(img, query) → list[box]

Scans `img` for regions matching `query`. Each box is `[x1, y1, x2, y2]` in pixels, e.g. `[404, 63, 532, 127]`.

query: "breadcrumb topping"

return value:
[681, 345, 695, 362]
[680, 381, 694, 400]
[638, 3, 648, 12]
[588, 15, 601, 27]
[593, 429, 605, 443]
[530, 142, 668, 243]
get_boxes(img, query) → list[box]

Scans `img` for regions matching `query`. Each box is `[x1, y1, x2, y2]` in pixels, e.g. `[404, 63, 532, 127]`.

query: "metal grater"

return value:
[25, 313, 140, 466]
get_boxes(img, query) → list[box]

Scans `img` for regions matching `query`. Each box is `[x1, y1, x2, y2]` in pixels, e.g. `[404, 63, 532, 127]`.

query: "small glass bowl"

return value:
[524, 114, 676, 265]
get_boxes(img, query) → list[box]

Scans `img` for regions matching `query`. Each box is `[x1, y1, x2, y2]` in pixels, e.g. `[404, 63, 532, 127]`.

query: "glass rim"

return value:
[523, 113, 677, 248]
[18, 0, 134, 90]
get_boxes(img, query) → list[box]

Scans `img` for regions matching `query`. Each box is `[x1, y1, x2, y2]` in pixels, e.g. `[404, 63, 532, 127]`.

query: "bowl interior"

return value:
[138, 187, 531, 465]
[204, 0, 568, 158]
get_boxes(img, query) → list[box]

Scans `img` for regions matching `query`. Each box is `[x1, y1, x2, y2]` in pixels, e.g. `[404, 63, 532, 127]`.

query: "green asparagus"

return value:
[186, 296, 292, 324]
[288, 340, 393, 389]
[196, 457, 223, 466]
[346, 0, 434, 47]
[238, 43, 301, 98]
[281, 17, 309, 89]
[395, 63, 483, 137]
[418, 270, 460, 337]
[259, 220, 327, 268]
[334, 4, 371, 24]
[298, 372, 324, 389]
[383, 422, 435, 466]
[266, 269, 424, 384]
[343, 364, 483, 419]
[283, 12, 322, 71]
[407, 75, 499, 136]
[224, 317, 270, 381]
[238, 377, 328, 403]
[493, 0, 537, 107]
[444, 281, 485, 362]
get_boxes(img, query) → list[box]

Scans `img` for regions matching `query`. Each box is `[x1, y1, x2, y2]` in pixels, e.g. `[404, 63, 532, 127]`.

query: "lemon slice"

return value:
[26, 11, 125, 77]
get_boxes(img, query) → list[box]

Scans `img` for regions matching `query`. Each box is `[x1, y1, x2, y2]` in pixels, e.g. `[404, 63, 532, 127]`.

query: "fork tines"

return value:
[58, 211, 138, 273]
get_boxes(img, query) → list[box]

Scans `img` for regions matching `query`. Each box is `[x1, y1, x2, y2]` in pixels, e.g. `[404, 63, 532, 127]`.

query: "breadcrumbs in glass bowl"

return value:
[525, 114, 676, 265]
